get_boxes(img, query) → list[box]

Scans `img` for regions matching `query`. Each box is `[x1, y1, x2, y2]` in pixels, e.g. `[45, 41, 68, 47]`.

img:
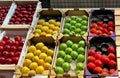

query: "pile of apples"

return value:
[21, 42, 54, 75]
[90, 16, 115, 36]
[9, 4, 36, 24]
[63, 15, 88, 36]
[33, 19, 60, 37]
[87, 46, 116, 75]
[55, 40, 85, 74]
[0, 35, 24, 64]
[0, 6, 10, 25]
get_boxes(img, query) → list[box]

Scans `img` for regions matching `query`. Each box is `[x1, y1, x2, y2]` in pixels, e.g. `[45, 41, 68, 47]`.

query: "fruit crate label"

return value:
[115, 16, 120, 26]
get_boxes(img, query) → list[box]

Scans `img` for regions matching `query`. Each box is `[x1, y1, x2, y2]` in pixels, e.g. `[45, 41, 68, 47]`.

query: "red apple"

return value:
[97, 21, 103, 26]
[109, 69, 115, 74]
[108, 60, 116, 69]
[103, 28, 108, 34]
[90, 23, 97, 28]
[95, 30, 102, 35]
[12, 57, 19, 64]
[90, 28, 96, 33]
[108, 53, 116, 60]
[95, 53, 102, 60]
[16, 18, 21, 21]
[14, 35, 22, 41]
[19, 40, 24, 46]
[87, 56, 96, 63]
[15, 51, 21, 57]
[15, 21, 20, 24]
[97, 27, 103, 31]
[3, 36, 9, 41]
[4, 45, 10, 51]
[5, 58, 12, 64]
[14, 41, 19, 47]
[88, 49, 96, 56]
[3, 51, 9, 59]
[0, 52, 2, 57]
[27, 4, 32, 8]
[10, 46, 17, 52]
[108, 21, 114, 27]
[101, 56, 110, 64]
[9, 52, 15, 58]
[24, 14, 29, 18]
[102, 70, 109, 75]
[6, 40, 13, 46]
[108, 27, 114, 31]
[87, 62, 96, 70]
[107, 31, 114, 35]
[22, 18, 27, 21]
[0, 57, 5, 64]
[17, 46, 23, 51]
[94, 67, 102, 74]
[0, 46, 3, 52]
[107, 46, 115, 53]
[21, 8, 26, 11]
[0, 40, 6, 46]
[95, 60, 103, 67]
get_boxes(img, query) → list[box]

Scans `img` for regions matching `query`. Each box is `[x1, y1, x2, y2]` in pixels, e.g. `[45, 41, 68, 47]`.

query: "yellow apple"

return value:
[36, 66, 44, 74]
[41, 46, 48, 53]
[32, 56, 39, 62]
[38, 19, 45, 25]
[38, 59, 45, 66]
[34, 50, 41, 56]
[28, 46, 36, 53]
[35, 42, 44, 50]
[21, 66, 30, 74]
[23, 59, 32, 67]
[25, 53, 34, 60]
[39, 53, 47, 60]
[45, 56, 52, 63]
[29, 62, 38, 70]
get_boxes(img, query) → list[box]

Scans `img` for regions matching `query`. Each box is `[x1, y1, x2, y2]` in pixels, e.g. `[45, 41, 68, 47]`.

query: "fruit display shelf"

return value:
[31, 8, 63, 40]
[61, 9, 88, 37]
[50, 36, 87, 78]
[0, 1, 12, 25]
[3, 0, 41, 27]
[86, 36, 118, 78]
[89, 9, 115, 37]
[18, 35, 57, 78]
[0, 25, 30, 70]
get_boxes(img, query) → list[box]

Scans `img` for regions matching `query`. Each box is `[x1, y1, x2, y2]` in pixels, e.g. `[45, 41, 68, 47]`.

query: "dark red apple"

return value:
[3, 51, 9, 58]
[107, 46, 115, 53]
[108, 53, 116, 60]
[101, 56, 110, 64]
[87, 56, 96, 63]
[87, 62, 96, 70]
[15, 51, 21, 57]
[109, 69, 115, 74]
[90, 28, 96, 33]
[95, 60, 103, 67]
[102, 28, 108, 34]
[0, 46, 3, 52]
[94, 67, 102, 74]
[12, 57, 19, 64]
[14, 35, 22, 41]
[14, 41, 19, 47]
[95, 53, 102, 60]
[19, 40, 24, 46]
[97, 21, 103, 26]
[3, 36, 9, 41]
[10, 46, 17, 52]
[0, 57, 5, 64]
[88, 49, 96, 56]
[0, 40, 6, 46]
[108, 27, 114, 31]
[4, 45, 10, 51]
[0, 52, 2, 57]
[108, 60, 116, 69]
[108, 21, 114, 27]
[6, 40, 13, 46]
[17, 46, 23, 51]
[9, 52, 15, 58]
[5, 58, 12, 64]
[90, 23, 97, 28]
[97, 27, 103, 31]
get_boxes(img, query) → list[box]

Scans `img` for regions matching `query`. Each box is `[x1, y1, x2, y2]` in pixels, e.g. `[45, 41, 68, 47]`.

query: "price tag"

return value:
[32, 75, 48, 78]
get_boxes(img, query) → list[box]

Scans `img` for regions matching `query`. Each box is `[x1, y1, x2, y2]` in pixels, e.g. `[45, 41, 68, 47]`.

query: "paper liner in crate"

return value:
[0, 26, 29, 70]
[50, 36, 87, 78]
[3, 0, 41, 27]
[31, 8, 63, 40]
[89, 8, 115, 37]
[17, 34, 57, 78]
[60, 9, 89, 38]
[85, 36, 118, 77]
[0, 1, 13, 25]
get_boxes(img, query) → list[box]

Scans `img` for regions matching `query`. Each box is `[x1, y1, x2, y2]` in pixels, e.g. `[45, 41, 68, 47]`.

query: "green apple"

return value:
[60, 43, 67, 51]
[77, 54, 85, 62]
[80, 31, 86, 35]
[63, 28, 70, 34]
[81, 20, 87, 25]
[64, 55, 72, 63]
[82, 15, 88, 20]
[65, 18, 71, 23]
[81, 25, 87, 31]
[72, 43, 79, 51]
[76, 62, 84, 70]
[76, 70, 81, 75]
[74, 28, 81, 34]
[75, 34, 81, 36]
[70, 31, 75, 35]
[65, 47, 72, 54]
[77, 47, 85, 54]
[56, 58, 64, 66]
[75, 23, 82, 28]
[79, 40, 85, 47]
[70, 20, 76, 25]
[66, 40, 73, 47]
[70, 51, 78, 60]
[55, 66, 64, 74]
[64, 23, 71, 29]
[70, 26, 76, 31]
[76, 18, 82, 23]
[64, 34, 70, 37]
[62, 62, 71, 72]
[57, 50, 66, 58]
[71, 16, 77, 20]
